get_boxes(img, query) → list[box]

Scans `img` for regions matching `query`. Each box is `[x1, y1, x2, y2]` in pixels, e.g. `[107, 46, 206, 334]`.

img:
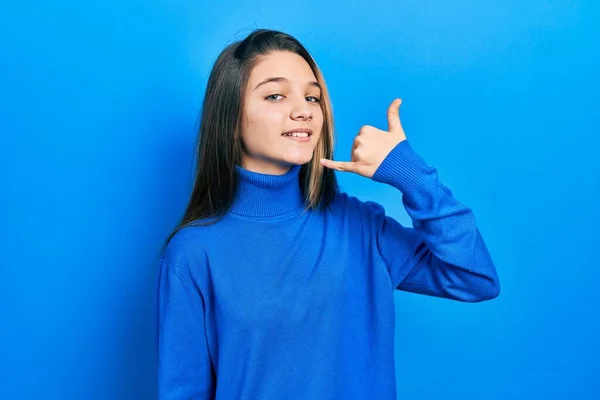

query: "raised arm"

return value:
[320, 99, 499, 302]
[369, 139, 500, 302]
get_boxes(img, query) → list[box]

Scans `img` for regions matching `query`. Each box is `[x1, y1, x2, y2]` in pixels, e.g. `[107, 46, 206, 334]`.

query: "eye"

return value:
[265, 94, 284, 101]
[306, 96, 321, 103]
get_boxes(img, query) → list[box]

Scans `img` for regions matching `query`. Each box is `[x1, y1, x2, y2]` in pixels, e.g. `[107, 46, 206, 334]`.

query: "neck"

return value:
[230, 163, 305, 218]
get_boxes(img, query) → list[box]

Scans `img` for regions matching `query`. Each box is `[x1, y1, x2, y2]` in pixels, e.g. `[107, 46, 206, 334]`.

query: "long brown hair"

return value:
[163, 29, 339, 249]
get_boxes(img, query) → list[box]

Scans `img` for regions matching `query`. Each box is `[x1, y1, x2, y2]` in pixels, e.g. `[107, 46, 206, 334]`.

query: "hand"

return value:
[320, 98, 407, 178]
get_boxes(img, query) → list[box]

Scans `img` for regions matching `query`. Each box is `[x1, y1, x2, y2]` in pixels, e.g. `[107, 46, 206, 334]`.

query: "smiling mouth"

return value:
[282, 132, 311, 138]
[282, 129, 313, 138]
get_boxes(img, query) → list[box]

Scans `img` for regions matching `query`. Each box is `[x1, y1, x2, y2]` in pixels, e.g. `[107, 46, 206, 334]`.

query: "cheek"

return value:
[242, 107, 287, 151]
[315, 110, 325, 137]
[246, 105, 286, 134]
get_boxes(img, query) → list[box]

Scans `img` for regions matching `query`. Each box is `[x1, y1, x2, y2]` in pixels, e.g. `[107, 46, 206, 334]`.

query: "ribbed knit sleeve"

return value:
[368, 140, 500, 302]
[157, 246, 215, 399]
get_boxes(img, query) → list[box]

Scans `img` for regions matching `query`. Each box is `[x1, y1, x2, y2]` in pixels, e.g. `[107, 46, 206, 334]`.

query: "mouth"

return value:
[282, 128, 313, 141]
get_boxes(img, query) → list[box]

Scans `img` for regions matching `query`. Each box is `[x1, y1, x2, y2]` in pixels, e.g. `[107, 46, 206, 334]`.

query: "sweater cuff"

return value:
[371, 140, 434, 194]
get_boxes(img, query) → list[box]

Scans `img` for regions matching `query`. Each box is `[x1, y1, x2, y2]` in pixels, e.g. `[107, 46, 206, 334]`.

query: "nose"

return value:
[290, 94, 312, 121]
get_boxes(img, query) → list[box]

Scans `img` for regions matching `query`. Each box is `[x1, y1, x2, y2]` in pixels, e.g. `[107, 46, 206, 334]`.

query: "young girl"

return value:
[157, 28, 499, 400]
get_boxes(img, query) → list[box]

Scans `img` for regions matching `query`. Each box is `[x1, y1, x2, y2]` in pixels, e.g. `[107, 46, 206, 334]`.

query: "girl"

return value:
[157, 28, 499, 400]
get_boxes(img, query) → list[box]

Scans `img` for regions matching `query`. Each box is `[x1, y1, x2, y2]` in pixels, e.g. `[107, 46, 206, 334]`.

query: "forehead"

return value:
[249, 51, 317, 84]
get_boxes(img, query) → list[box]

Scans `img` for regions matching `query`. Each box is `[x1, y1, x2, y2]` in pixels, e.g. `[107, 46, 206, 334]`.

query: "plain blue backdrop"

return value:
[2, 1, 599, 399]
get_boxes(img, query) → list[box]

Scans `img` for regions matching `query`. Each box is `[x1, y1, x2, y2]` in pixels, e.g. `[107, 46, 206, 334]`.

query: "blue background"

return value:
[2, 1, 598, 399]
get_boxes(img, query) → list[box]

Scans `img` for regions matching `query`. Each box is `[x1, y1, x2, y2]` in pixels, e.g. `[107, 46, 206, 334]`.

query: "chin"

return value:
[284, 154, 314, 166]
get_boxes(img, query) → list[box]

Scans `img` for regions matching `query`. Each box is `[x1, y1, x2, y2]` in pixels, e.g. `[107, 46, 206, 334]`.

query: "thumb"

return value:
[387, 98, 402, 133]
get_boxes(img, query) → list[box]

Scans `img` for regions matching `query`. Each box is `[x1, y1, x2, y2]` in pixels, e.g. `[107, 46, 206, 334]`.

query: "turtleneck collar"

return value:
[230, 164, 305, 218]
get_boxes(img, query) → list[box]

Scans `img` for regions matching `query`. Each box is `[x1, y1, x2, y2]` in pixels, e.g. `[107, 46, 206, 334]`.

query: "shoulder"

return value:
[160, 223, 213, 278]
[330, 190, 387, 222]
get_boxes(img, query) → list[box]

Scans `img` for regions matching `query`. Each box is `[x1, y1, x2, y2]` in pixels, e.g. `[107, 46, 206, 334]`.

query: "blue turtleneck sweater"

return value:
[156, 140, 500, 400]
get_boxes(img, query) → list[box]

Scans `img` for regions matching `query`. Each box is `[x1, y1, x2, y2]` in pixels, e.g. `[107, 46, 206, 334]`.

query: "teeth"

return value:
[285, 132, 309, 137]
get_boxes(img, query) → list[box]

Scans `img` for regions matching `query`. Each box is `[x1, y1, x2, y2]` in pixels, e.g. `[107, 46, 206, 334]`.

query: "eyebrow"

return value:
[253, 76, 321, 91]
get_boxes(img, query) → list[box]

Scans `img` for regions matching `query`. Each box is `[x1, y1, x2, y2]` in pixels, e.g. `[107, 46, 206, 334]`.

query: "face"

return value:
[240, 51, 324, 175]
